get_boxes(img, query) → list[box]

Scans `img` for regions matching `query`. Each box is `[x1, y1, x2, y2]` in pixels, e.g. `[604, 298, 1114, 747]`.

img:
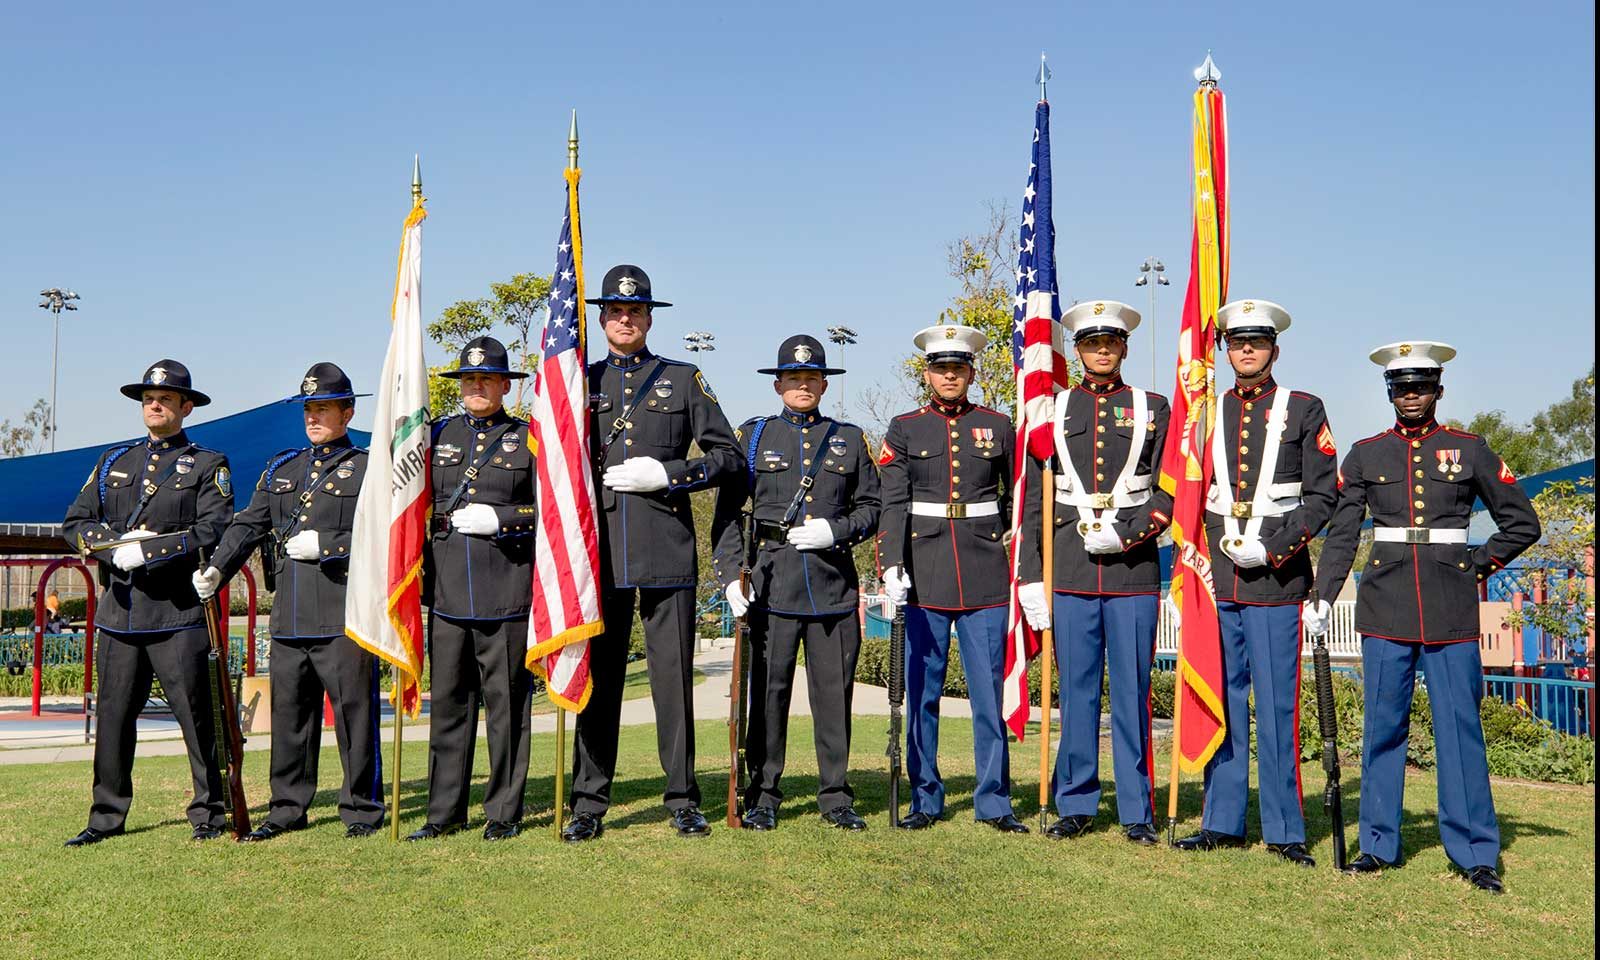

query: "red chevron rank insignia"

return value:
[1316, 423, 1337, 456]
[878, 442, 895, 466]
[1498, 458, 1516, 484]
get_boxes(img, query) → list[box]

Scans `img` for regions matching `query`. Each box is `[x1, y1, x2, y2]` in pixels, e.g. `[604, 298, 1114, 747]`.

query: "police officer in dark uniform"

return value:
[564, 265, 741, 842]
[408, 336, 537, 842]
[62, 360, 233, 845]
[1308, 340, 1539, 892]
[1170, 300, 1338, 865]
[1016, 300, 1172, 845]
[713, 335, 881, 831]
[877, 324, 1027, 833]
[193, 363, 384, 841]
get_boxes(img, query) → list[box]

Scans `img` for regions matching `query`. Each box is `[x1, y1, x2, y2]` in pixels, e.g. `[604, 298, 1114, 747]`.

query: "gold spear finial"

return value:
[567, 110, 579, 171]
[411, 154, 423, 203]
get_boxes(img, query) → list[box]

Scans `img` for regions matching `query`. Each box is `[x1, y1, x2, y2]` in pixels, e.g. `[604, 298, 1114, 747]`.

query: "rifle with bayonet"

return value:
[200, 550, 251, 840]
[727, 511, 756, 828]
[886, 601, 905, 829]
[1307, 587, 1346, 870]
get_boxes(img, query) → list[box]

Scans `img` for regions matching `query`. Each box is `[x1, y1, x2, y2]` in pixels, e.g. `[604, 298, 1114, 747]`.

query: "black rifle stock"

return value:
[1308, 587, 1346, 870]
[200, 554, 251, 840]
[727, 512, 756, 828]
[887, 603, 906, 829]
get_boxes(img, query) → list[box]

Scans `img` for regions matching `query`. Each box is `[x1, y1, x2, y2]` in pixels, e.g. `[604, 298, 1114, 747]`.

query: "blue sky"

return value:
[2, 0, 1593, 454]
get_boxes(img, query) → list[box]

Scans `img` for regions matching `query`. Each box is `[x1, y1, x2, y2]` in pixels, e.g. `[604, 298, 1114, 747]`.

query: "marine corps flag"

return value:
[1159, 55, 1230, 780]
[346, 179, 430, 717]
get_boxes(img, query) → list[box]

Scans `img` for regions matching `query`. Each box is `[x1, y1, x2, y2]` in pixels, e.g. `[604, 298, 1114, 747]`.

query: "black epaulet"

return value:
[431, 416, 456, 441]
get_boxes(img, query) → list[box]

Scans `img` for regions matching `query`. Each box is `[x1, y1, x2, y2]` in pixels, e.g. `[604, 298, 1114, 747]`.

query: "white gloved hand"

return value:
[1018, 582, 1051, 630]
[110, 530, 157, 572]
[449, 503, 499, 537]
[602, 456, 670, 493]
[285, 529, 321, 560]
[1223, 537, 1269, 569]
[725, 580, 752, 619]
[1082, 525, 1124, 555]
[1302, 599, 1333, 637]
[192, 566, 223, 600]
[883, 566, 912, 606]
[786, 517, 836, 552]
[1163, 594, 1182, 631]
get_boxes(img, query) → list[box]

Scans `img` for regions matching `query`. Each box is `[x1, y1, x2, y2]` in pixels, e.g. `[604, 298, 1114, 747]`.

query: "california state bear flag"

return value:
[346, 196, 430, 715]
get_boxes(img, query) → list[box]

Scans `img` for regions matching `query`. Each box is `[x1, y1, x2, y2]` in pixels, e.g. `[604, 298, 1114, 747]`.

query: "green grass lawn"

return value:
[3, 717, 1592, 960]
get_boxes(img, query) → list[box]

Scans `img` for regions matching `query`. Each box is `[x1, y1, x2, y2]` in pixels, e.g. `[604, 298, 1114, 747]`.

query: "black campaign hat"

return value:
[757, 335, 846, 376]
[284, 362, 369, 403]
[585, 264, 673, 308]
[119, 359, 212, 406]
[439, 336, 528, 380]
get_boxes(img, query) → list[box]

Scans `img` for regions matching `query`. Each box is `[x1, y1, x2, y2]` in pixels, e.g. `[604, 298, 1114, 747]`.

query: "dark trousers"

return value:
[1360, 636, 1499, 868]
[571, 587, 699, 815]
[425, 614, 533, 825]
[743, 609, 861, 814]
[1201, 601, 1306, 843]
[89, 626, 223, 832]
[264, 636, 384, 829]
[904, 604, 1014, 820]
[1050, 592, 1158, 825]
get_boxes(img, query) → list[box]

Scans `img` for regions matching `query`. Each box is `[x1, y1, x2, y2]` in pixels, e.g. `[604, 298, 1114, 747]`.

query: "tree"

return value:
[0, 399, 53, 458]
[427, 272, 553, 416]
[1448, 366, 1596, 477]
[1502, 476, 1595, 661]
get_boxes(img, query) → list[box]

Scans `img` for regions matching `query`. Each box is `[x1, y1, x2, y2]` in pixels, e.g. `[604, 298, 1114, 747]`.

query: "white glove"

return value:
[110, 529, 157, 572]
[192, 566, 222, 600]
[1223, 537, 1269, 569]
[725, 580, 752, 619]
[602, 456, 670, 493]
[285, 529, 321, 560]
[1163, 594, 1182, 630]
[1082, 525, 1123, 555]
[449, 503, 499, 537]
[883, 566, 911, 606]
[786, 517, 836, 551]
[1018, 582, 1051, 630]
[1302, 600, 1333, 637]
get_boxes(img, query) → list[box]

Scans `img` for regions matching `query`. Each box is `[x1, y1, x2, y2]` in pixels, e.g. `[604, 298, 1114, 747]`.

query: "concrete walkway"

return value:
[0, 636, 1166, 765]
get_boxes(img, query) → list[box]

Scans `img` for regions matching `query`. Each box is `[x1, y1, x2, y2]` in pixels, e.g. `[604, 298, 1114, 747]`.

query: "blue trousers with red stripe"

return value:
[1360, 636, 1499, 868]
[1200, 601, 1306, 843]
[903, 604, 1014, 820]
[1050, 593, 1157, 824]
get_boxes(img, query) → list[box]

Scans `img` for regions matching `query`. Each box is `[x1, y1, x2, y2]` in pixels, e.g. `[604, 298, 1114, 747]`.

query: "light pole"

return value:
[37, 288, 80, 452]
[682, 330, 716, 359]
[826, 325, 858, 405]
[1133, 259, 1167, 388]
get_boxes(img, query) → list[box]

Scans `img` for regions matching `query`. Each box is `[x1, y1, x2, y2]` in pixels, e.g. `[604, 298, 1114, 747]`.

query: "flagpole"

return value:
[550, 111, 580, 841]
[1038, 465, 1054, 832]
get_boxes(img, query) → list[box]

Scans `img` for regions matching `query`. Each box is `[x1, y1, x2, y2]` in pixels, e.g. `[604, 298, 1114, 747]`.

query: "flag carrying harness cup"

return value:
[1051, 388, 1153, 534]
[1204, 388, 1300, 549]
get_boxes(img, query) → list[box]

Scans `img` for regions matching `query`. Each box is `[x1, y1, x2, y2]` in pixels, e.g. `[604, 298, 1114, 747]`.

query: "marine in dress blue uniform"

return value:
[712, 335, 881, 831]
[1016, 301, 1173, 845]
[565, 266, 742, 842]
[876, 324, 1027, 833]
[197, 363, 383, 841]
[62, 360, 233, 846]
[409, 337, 537, 842]
[1309, 341, 1539, 892]
[1170, 300, 1338, 866]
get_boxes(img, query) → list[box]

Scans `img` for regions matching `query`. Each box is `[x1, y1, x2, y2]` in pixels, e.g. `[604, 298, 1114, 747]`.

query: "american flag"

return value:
[1002, 100, 1070, 740]
[526, 168, 599, 711]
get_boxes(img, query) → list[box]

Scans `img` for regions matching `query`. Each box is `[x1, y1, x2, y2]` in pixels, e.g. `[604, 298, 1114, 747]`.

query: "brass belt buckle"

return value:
[1230, 502, 1252, 519]
[946, 503, 967, 519]
[1090, 493, 1114, 510]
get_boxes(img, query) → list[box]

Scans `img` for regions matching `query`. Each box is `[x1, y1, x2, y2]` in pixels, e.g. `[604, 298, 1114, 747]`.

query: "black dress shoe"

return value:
[899, 811, 938, 830]
[1342, 852, 1394, 874]
[240, 816, 306, 843]
[1172, 829, 1247, 851]
[404, 822, 465, 842]
[1043, 815, 1094, 840]
[740, 806, 778, 831]
[1124, 822, 1159, 845]
[1466, 866, 1504, 894]
[64, 826, 124, 848]
[192, 824, 224, 841]
[822, 806, 868, 831]
[671, 805, 711, 837]
[345, 823, 379, 839]
[483, 820, 521, 841]
[561, 812, 604, 843]
[1266, 842, 1316, 867]
[981, 814, 1030, 834]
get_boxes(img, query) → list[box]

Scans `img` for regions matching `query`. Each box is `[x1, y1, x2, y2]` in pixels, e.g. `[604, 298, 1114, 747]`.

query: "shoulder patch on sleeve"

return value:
[215, 466, 233, 498]
[695, 371, 717, 403]
[878, 441, 896, 466]
[1316, 423, 1337, 456]
[1497, 459, 1516, 484]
